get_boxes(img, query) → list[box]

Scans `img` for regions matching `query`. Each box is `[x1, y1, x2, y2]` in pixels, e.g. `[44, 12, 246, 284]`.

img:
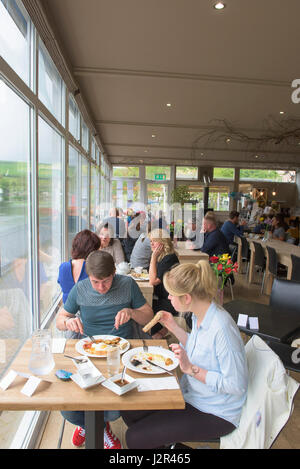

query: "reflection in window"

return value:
[69, 95, 80, 140]
[0, 79, 31, 447]
[38, 40, 65, 125]
[146, 166, 170, 180]
[38, 117, 62, 320]
[68, 146, 80, 256]
[240, 169, 296, 182]
[213, 168, 235, 180]
[208, 186, 230, 211]
[0, 0, 32, 87]
[81, 157, 89, 230]
[113, 166, 139, 178]
[112, 180, 140, 210]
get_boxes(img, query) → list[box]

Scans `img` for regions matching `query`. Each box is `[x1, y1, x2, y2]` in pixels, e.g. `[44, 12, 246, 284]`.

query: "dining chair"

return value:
[269, 278, 300, 315]
[240, 237, 250, 275]
[291, 254, 300, 283]
[169, 335, 299, 449]
[264, 246, 287, 295]
[251, 242, 266, 292]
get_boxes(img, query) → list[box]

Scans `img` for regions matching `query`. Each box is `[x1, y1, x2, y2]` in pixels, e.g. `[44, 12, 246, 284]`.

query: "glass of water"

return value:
[106, 346, 120, 377]
[28, 329, 55, 376]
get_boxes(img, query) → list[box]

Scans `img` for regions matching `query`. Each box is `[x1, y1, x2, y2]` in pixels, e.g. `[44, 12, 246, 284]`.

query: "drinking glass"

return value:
[28, 329, 55, 375]
[106, 346, 120, 377]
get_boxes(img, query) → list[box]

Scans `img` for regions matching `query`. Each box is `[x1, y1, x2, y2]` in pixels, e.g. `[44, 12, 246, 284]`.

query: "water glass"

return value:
[106, 346, 120, 377]
[28, 329, 55, 376]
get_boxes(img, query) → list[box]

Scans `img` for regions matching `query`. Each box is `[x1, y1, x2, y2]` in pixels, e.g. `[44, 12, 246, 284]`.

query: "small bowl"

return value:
[101, 373, 137, 395]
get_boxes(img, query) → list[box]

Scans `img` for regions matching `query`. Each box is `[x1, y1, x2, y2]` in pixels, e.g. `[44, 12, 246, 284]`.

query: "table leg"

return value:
[85, 411, 104, 449]
[248, 249, 255, 283]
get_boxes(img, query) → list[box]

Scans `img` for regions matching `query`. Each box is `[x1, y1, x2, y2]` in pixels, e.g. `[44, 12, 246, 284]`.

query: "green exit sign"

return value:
[154, 173, 166, 181]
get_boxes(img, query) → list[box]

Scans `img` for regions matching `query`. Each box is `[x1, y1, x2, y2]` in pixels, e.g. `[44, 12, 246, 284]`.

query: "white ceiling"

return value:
[40, 0, 300, 169]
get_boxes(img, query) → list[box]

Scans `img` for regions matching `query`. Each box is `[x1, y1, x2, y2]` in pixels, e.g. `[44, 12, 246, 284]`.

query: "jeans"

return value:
[61, 410, 120, 430]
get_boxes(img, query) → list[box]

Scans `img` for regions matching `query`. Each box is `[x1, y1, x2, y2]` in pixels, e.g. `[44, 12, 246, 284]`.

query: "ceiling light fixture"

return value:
[151, 134, 156, 138]
[214, 2, 226, 10]
[272, 190, 277, 196]
[279, 111, 285, 115]
[166, 103, 172, 107]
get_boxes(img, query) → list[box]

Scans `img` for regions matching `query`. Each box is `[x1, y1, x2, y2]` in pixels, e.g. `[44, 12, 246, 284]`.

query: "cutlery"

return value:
[145, 359, 173, 376]
[142, 339, 148, 353]
[121, 366, 126, 384]
[83, 334, 96, 343]
[64, 355, 88, 364]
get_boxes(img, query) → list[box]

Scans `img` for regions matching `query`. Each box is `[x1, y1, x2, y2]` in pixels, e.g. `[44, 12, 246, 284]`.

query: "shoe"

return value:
[104, 422, 122, 449]
[72, 426, 86, 447]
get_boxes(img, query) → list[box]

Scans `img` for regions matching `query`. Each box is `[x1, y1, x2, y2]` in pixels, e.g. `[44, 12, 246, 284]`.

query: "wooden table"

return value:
[176, 241, 209, 264]
[0, 339, 185, 449]
[247, 238, 300, 293]
[135, 280, 153, 306]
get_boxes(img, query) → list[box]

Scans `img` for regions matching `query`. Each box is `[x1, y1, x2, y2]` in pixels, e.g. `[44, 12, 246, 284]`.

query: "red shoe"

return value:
[104, 422, 122, 449]
[72, 426, 86, 447]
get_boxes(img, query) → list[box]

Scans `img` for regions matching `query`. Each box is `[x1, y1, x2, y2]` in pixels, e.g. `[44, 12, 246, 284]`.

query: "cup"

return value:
[106, 346, 120, 377]
[134, 266, 143, 274]
[28, 329, 55, 376]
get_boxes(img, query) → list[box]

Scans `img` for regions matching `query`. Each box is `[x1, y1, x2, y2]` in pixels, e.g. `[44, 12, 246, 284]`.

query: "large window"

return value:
[68, 146, 80, 255]
[38, 117, 63, 320]
[176, 166, 198, 180]
[240, 169, 296, 182]
[69, 95, 80, 140]
[213, 168, 235, 180]
[0, 78, 32, 447]
[90, 165, 99, 231]
[208, 186, 230, 211]
[81, 156, 89, 230]
[146, 166, 171, 181]
[38, 40, 65, 125]
[113, 166, 139, 178]
[112, 180, 141, 210]
[0, 0, 33, 87]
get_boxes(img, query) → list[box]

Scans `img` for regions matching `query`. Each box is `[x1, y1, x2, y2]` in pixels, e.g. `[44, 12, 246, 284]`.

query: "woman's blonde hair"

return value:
[149, 228, 176, 262]
[163, 260, 218, 302]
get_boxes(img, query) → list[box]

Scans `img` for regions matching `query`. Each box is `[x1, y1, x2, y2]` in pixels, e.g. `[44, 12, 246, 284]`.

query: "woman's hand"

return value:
[152, 243, 164, 259]
[169, 343, 191, 375]
[157, 310, 177, 332]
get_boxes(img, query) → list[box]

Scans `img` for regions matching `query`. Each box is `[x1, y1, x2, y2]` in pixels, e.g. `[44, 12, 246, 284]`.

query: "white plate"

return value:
[128, 274, 150, 282]
[122, 346, 179, 374]
[75, 335, 130, 358]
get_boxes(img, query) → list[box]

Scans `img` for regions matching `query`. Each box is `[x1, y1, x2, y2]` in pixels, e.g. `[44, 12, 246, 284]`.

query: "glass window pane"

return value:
[112, 180, 140, 210]
[38, 40, 65, 125]
[38, 117, 63, 320]
[146, 183, 168, 214]
[176, 166, 198, 180]
[90, 165, 98, 231]
[208, 186, 230, 211]
[68, 146, 80, 256]
[69, 95, 80, 140]
[0, 0, 32, 87]
[146, 166, 171, 181]
[0, 79, 31, 447]
[81, 157, 89, 229]
[213, 168, 235, 180]
[113, 166, 139, 178]
[240, 169, 296, 182]
[82, 120, 89, 152]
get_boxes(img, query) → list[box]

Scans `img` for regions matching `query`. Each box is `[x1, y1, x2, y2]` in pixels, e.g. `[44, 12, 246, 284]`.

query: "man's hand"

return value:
[114, 308, 132, 330]
[65, 316, 84, 335]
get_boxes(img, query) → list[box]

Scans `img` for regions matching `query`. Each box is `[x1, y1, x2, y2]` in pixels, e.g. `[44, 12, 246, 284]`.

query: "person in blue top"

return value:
[56, 250, 153, 448]
[197, 212, 229, 257]
[57, 229, 101, 304]
[121, 260, 248, 449]
[221, 210, 246, 245]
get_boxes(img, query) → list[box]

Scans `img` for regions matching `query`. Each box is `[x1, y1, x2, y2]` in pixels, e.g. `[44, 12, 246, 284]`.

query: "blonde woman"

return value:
[148, 228, 179, 338]
[121, 261, 248, 449]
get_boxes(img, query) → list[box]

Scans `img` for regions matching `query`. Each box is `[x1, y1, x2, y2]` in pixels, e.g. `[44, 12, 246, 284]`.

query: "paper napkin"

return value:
[136, 377, 179, 392]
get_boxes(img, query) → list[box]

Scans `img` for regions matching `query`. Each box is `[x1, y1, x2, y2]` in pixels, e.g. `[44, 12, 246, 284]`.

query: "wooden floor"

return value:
[38, 271, 300, 450]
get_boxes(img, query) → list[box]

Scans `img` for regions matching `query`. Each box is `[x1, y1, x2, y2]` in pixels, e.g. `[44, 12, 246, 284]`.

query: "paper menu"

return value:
[237, 314, 248, 327]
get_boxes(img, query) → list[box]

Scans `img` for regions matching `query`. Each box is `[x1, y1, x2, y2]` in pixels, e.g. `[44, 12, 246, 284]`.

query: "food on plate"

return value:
[82, 337, 126, 356]
[130, 271, 149, 280]
[131, 351, 173, 370]
[142, 312, 162, 333]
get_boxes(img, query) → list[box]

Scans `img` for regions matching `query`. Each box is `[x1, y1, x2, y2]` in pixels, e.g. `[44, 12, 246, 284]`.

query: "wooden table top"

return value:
[0, 339, 185, 412]
[176, 242, 208, 262]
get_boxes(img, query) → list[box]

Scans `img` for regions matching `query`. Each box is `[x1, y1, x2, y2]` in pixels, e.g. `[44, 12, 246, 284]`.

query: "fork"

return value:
[83, 334, 96, 343]
[64, 355, 88, 364]
[142, 339, 148, 353]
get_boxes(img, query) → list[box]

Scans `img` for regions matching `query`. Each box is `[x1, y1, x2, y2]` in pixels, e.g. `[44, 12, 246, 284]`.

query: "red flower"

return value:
[217, 264, 223, 271]
[210, 256, 219, 264]
[225, 267, 232, 274]
[226, 259, 232, 265]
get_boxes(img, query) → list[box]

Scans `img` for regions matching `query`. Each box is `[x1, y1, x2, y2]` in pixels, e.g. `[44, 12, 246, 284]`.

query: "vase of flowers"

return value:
[209, 254, 238, 305]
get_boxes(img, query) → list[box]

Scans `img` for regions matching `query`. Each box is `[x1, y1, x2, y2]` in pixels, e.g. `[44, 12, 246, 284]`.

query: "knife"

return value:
[145, 359, 174, 376]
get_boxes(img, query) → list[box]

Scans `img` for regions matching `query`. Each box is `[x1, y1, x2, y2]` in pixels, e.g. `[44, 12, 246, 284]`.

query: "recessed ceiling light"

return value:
[166, 103, 172, 107]
[255, 155, 259, 159]
[152, 134, 156, 138]
[144, 150, 148, 153]
[214, 2, 226, 10]
[226, 137, 231, 143]
[279, 111, 285, 115]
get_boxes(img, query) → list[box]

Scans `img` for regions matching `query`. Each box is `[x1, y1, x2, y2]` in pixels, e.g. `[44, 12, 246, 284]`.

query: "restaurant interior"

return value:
[0, 0, 300, 450]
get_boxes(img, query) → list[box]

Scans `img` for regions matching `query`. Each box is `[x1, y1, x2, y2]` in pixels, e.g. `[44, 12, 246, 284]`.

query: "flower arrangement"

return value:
[209, 253, 238, 290]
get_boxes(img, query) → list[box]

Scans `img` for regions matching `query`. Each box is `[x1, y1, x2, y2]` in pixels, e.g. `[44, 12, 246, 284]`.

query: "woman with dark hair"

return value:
[271, 214, 287, 241]
[57, 229, 100, 303]
[96, 222, 125, 265]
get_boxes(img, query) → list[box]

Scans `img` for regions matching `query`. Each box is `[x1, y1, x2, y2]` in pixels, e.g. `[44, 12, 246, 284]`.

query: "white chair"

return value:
[220, 335, 299, 449]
